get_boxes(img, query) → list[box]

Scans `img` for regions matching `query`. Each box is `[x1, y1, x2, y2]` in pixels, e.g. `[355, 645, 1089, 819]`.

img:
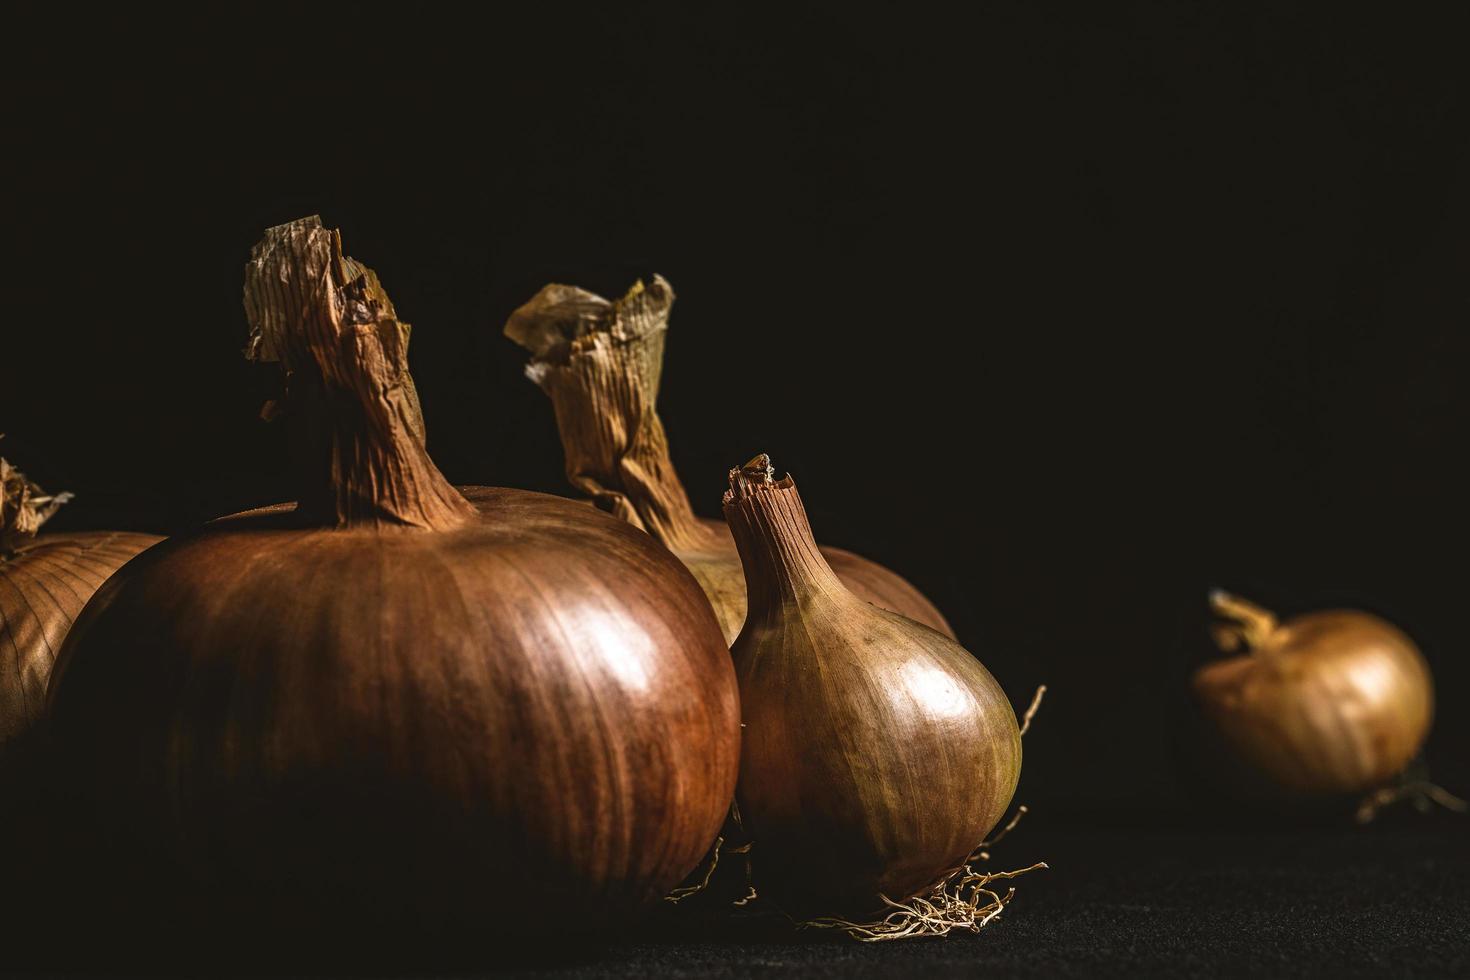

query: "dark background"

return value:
[4, 4, 1468, 832]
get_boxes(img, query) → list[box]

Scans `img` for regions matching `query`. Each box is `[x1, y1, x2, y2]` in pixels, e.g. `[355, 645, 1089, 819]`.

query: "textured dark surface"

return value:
[496, 819, 1470, 980]
[3, 816, 1464, 978]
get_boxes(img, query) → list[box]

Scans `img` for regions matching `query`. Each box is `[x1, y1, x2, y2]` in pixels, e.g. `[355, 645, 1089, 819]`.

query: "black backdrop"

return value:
[4, 5, 1467, 825]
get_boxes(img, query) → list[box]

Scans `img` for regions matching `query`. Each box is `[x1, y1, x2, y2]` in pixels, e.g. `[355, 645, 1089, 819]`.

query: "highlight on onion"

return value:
[716, 454, 1039, 938]
[0, 450, 161, 766]
[503, 277, 953, 643]
[43, 217, 740, 952]
[1195, 590, 1456, 818]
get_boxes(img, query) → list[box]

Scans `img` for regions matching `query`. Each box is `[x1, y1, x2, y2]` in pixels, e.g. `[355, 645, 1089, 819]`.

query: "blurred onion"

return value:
[1194, 590, 1433, 795]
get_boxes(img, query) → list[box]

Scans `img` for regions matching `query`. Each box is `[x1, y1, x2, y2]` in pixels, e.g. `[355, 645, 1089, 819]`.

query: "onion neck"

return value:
[243, 217, 475, 532]
[505, 276, 722, 553]
[722, 454, 847, 618]
[0, 455, 73, 559]
[1209, 590, 1279, 653]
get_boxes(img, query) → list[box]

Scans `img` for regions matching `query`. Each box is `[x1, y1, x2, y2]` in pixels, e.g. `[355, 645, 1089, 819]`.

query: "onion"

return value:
[1194, 590, 1434, 795]
[504, 277, 953, 643]
[0, 453, 160, 764]
[719, 454, 1019, 919]
[44, 217, 740, 947]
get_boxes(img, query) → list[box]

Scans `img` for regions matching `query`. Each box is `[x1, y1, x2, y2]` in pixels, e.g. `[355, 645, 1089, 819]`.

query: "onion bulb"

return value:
[0, 453, 160, 764]
[721, 454, 1018, 918]
[44, 217, 740, 947]
[1194, 590, 1433, 795]
[504, 277, 953, 643]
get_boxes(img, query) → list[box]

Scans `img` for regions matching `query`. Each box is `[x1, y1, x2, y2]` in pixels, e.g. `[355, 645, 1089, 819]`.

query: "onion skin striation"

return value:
[0, 457, 160, 762]
[1194, 591, 1434, 795]
[504, 277, 953, 643]
[44, 217, 739, 945]
[722, 455, 1018, 919]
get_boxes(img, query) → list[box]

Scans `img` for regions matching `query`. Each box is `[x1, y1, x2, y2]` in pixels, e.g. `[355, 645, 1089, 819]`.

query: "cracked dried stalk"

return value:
[503, 278, 953, 643]
[1, 453, 74, 557]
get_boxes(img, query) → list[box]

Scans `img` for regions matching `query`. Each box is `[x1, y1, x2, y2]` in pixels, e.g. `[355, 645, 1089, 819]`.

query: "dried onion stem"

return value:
[0, 449, 74, 557]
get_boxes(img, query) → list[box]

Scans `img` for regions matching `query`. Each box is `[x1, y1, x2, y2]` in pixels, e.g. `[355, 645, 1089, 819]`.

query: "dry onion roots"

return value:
[802, 860, 1047, 942]
[667, 687, 1049, 943]
[800, 687, 1049, 942]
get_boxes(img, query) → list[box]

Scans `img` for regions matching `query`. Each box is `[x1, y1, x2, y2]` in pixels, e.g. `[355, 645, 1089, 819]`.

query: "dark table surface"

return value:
[5, 814, 1465, 979]
[501, 817, 1469, 980]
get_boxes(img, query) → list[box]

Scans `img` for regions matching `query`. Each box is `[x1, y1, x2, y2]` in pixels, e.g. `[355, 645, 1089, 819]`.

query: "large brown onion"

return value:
[1194, 590, 1433, 795]
[503, 277, 953, 643]
[722, 454, 1018, 918]
[44, 218, 739, 949]
[0, 454, 160, 764]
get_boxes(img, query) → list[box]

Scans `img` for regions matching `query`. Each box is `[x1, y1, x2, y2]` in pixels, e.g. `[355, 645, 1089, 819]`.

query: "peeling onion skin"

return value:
[1194, 592, 1434, 795]
[723, 456, 1018, 919]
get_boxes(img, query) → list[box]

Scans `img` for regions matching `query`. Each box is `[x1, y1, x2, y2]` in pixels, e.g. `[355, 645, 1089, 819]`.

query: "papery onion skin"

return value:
[42, 217, 740, 948]
[46, 490, 739, 939]
[503, 277, 954, 643]
[722, 455, 1018, 919]
[0, 457, 161, 763]
[1194, 592, 1433, 795]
